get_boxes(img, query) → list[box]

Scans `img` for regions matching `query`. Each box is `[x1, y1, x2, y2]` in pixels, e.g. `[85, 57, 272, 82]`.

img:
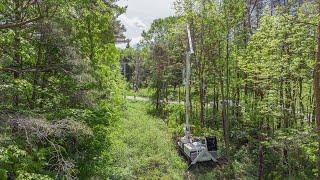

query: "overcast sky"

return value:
[116, 0, 175, 47]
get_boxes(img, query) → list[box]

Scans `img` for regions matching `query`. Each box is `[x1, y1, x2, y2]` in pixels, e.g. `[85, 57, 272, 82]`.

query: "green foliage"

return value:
[0, 169, 7, 180]
[0, 0, 126, 179]
[126, 87, 155, 97]
[126, 0, 320, 179]
[16, 172, 53, 180]
[1, 0, 320, 179]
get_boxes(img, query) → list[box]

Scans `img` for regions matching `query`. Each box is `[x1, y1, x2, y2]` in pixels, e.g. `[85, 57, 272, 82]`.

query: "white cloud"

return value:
[118, 15, 147, 30]
[116, 0, 175, 47]
[131, 36, 143, 45]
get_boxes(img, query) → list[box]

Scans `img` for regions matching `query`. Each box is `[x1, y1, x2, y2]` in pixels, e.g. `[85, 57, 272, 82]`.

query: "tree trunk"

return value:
[12, 0, 23, 107]
[314, 1, 320, 177]
[200, 74, 205, 126]
[258, 143, 264, 180]
[220, 74, 230, 161]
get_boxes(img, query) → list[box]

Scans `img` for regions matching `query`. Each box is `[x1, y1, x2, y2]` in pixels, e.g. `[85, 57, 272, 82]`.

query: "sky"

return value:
[116, 0, 175, 47]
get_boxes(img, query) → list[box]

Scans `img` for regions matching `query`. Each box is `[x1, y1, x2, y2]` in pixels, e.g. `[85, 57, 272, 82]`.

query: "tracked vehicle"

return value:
[177, 25, 218, 166]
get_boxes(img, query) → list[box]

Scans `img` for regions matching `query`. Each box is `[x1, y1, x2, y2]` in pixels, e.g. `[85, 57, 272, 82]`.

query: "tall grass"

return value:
[106, 101, 186, 179]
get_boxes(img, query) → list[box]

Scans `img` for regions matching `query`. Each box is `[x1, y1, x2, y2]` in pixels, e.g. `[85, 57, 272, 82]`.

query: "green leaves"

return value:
[0, 145, 26, 163]
[16, 171, 53, 180]
[0, 0, 126, 179]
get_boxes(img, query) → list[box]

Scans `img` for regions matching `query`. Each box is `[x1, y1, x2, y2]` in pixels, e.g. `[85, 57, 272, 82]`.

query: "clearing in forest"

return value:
[107, 101, 186, 179]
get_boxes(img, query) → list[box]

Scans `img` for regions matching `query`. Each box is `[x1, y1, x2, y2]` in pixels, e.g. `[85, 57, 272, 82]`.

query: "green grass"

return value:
[107, 101, 186, 179]
[126, 88, 154, 97]
[126, 86, 202, 101]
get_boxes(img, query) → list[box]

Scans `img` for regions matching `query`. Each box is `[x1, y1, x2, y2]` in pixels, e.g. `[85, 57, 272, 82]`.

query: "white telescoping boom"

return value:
[177, 25, 218, 167]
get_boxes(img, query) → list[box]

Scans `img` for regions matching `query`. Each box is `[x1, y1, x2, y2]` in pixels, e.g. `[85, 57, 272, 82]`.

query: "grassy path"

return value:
[107, 101, 186, 179]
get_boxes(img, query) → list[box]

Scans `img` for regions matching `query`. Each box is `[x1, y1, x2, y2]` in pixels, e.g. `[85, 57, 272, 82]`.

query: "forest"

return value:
[0, 0, 320, 179]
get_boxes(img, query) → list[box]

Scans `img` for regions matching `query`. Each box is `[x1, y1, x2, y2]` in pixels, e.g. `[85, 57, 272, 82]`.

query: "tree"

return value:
[133, 0, 319, 179]
[315, 0, 320, 177]
[0, 0, 126, 178]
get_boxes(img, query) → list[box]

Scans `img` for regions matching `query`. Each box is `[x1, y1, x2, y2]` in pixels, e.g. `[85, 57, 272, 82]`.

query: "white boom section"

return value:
[185, 25, 194, 134]
[187, 25, 194, 54]
[178, 25, 218, 167]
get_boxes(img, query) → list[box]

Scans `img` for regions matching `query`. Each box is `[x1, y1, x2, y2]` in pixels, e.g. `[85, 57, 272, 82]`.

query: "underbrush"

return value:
[154, 102, 318, 179]
[0, 100, 124, 179]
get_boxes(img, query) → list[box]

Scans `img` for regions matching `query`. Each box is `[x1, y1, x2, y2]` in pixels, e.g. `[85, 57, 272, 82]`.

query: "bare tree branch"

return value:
[0, 16, 42, 30]
[0, 64, 73, 74]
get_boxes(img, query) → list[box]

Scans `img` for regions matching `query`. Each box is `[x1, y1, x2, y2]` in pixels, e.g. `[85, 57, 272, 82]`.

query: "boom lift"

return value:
[177, 25, 218, 166]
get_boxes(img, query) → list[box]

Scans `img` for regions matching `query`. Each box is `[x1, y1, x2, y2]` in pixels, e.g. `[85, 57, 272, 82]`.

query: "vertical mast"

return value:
[185, 25, 194, 132]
